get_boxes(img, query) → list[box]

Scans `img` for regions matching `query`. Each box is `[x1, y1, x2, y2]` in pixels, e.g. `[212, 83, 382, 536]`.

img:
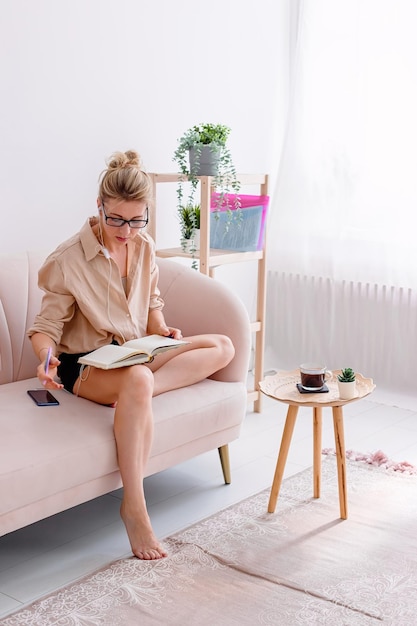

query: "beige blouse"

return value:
[27, 217, 164, 354]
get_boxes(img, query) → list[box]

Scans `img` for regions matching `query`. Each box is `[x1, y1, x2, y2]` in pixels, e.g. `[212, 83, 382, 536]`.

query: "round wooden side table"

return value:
[259, 369, 375, 519]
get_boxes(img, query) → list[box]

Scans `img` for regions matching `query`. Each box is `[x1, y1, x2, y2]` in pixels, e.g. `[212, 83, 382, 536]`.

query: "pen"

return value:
[45, 347, 52, 375]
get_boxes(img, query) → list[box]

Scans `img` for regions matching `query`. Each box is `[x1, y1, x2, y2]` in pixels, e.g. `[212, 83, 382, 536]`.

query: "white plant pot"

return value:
[182, 229, 200, 253]
[337, 380, 357, 400]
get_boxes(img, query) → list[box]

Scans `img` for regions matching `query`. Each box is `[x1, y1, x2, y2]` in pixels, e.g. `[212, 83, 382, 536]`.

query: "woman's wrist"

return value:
[38, 347, 51, 361]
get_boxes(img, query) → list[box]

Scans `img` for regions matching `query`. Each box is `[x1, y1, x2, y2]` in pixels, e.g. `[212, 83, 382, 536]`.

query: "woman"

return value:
[28, 150, 235, 560]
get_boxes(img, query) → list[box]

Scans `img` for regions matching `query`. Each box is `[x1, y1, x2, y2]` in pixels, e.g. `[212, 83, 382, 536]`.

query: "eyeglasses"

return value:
[101, 203, 148, 229]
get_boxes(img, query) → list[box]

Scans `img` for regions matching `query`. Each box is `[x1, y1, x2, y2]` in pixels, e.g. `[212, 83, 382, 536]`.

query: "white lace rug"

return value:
[3, 454, 417, 626]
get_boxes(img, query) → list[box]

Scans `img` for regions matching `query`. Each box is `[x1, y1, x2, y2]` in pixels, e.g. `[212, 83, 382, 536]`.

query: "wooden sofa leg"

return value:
[218, 445, 231, 484]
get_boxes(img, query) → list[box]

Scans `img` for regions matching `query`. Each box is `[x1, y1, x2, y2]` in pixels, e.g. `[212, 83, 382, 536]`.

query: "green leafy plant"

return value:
[178, 204, 201, 269]
[173, 122, 241, 213]
[178, 204, 200, 241]
[337, 367, 356, 383]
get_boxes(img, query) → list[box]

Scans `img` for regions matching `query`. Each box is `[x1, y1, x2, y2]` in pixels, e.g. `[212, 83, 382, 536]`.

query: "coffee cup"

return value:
[300, 363, 332, 391]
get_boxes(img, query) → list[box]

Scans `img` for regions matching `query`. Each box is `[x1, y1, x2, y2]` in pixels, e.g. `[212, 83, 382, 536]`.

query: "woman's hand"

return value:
[148, 325, 182, 340]
[37, 354, 64, 390]
[165, 327, 182, 340]
[147, 310, 182, 340]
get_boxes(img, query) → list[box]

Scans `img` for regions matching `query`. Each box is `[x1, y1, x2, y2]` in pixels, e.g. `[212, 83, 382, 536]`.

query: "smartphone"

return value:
[27, 389, 60, 406]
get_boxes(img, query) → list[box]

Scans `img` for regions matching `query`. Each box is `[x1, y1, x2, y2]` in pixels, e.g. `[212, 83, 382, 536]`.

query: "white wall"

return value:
[1, 0, 288, 255]
[1, 0, 289, 324]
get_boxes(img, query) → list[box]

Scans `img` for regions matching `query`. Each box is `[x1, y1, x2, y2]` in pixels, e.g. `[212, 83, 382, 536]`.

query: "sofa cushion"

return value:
[0, 377, 245, 519]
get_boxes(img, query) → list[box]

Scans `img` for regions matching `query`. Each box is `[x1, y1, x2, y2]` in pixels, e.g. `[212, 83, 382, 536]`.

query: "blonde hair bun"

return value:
[98, 150, 152, 203]
[107, 150, 142, 171]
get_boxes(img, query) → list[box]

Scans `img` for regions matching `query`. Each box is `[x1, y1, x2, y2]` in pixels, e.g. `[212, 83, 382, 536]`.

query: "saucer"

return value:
[296, 383, 329, 394]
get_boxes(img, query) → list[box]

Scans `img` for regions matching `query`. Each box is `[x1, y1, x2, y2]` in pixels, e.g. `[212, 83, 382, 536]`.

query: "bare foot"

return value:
[120, 502, 167, 560]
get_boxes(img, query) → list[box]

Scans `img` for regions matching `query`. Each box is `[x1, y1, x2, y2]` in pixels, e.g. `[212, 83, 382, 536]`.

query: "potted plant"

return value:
[178, 204, 200, 255]
[337, 367, 357, 400]
[173, 122, 241, 214]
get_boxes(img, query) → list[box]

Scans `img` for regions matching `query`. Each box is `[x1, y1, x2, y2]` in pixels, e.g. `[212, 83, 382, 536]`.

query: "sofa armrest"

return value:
[157, 258, 251, 384]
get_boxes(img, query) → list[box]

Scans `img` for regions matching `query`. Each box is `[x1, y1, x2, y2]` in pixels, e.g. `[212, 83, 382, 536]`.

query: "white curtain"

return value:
[265, 0, 417, 393]
[269, 0, 417, 288]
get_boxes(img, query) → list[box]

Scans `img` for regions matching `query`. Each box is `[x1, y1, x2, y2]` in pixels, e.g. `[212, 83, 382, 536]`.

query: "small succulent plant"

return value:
[338, 367, 356, 383]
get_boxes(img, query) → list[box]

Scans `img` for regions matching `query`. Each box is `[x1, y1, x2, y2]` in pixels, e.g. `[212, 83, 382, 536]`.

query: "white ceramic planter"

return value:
[182, 229, 200, 253]
[337, 380, 357, 400]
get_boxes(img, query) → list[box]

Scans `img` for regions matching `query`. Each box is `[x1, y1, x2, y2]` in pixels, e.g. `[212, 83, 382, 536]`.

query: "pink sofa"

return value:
[0, 252, 251, 537]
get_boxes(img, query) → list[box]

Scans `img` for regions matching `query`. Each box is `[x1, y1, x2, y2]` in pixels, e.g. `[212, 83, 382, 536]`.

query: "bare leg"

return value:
[148, 334, 235, 396]
[75, 365, 167, 560]
[74, 333, 234, 560]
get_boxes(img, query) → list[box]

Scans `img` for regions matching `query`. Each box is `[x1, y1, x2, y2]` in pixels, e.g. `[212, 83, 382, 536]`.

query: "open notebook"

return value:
[78, 335, 189, 370]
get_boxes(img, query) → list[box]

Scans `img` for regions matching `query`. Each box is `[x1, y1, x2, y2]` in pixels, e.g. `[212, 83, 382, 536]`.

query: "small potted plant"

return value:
[178, 204, 200, 254]
[337, 367, 357, 400]
[173, 122, 241, 213]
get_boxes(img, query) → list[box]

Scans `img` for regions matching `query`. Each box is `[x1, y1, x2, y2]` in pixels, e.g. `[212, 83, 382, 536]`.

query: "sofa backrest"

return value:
[0, 253, 251, 385]
[0, 251, 46, 383]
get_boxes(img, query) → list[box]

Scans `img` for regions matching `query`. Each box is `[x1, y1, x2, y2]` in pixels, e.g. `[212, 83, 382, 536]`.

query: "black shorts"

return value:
[57, 352, 88, 393]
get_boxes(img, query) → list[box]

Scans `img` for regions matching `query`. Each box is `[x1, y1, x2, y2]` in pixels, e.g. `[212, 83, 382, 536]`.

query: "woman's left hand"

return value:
[156, 326, 182, 340]
[165, 327, 182, 340]
[147, 310, 182, 340]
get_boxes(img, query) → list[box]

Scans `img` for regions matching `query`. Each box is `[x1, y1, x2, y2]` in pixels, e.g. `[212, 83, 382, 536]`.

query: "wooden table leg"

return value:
[313, 406, 323, 498]
[268, 404, 298, 513]
[332, 405, 348, 519]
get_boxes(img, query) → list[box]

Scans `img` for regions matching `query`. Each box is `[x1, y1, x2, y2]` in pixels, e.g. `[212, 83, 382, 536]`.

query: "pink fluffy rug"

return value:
[322, 447, 417, 474]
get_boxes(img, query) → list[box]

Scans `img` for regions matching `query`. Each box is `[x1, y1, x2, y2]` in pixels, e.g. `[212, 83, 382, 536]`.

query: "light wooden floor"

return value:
[1, 387, 417, 619]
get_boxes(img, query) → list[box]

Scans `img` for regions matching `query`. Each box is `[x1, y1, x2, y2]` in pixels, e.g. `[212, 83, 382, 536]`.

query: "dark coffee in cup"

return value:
[300, 363, 332, 391]
[300, 372, 325, 390]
